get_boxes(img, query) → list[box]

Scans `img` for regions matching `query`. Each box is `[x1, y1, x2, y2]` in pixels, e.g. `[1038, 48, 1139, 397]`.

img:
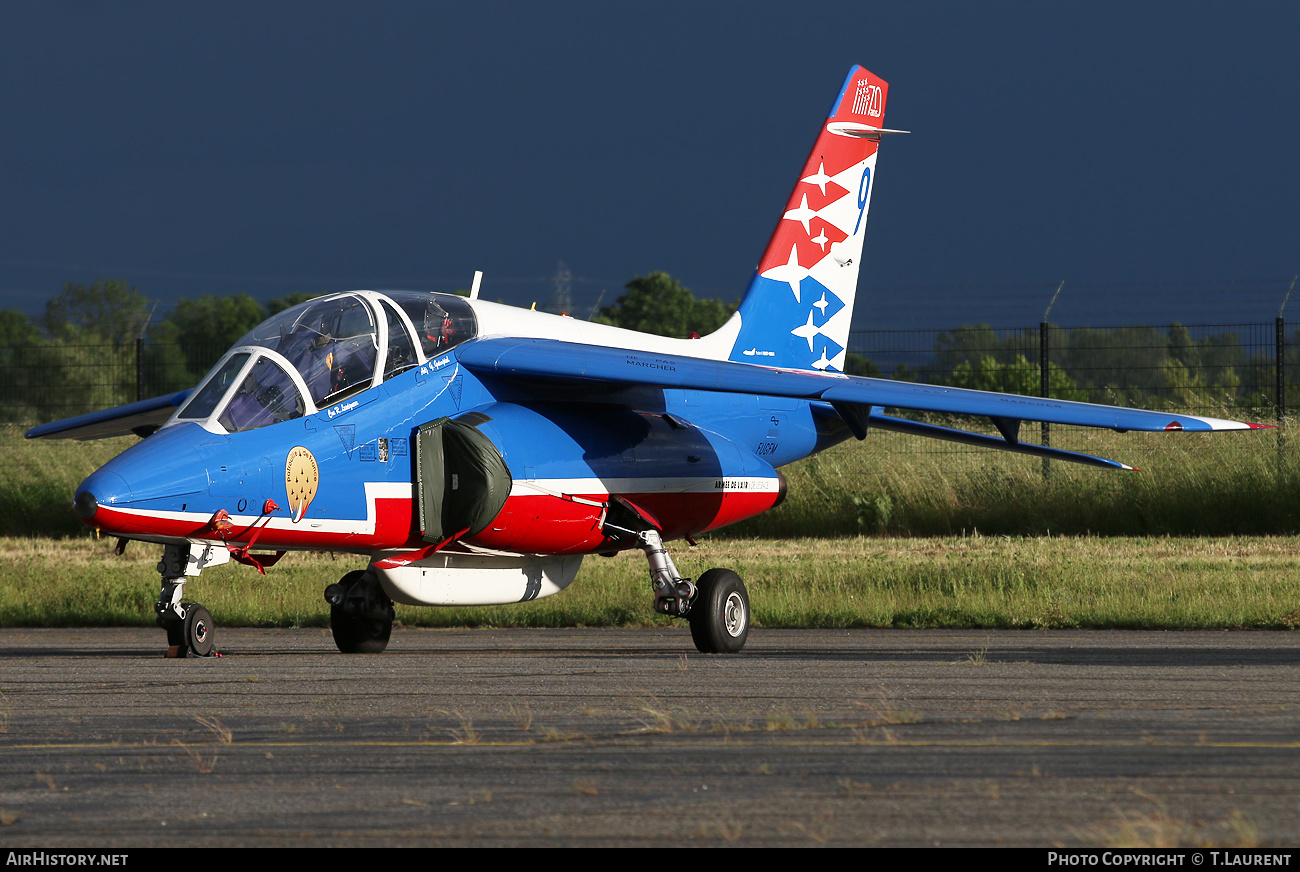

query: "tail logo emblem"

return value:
[852, 81, 883, 118]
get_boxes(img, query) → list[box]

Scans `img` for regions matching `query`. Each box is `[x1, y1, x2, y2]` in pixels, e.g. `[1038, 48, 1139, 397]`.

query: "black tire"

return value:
[688, 569, 750, 654]
[330, 570, 393, 654]
[182, 603, 215, 657]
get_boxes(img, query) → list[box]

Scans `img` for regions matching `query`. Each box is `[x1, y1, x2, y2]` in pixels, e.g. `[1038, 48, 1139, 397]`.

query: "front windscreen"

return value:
[177, 353, 250, 420]
[218, 356, 306, 433]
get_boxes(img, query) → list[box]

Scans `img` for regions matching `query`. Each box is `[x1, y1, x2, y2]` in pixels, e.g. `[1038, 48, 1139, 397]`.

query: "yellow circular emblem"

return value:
[285, 446, 319, 523]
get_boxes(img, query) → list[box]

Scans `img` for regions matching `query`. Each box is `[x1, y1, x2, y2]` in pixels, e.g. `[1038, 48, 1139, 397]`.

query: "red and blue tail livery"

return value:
[27, 66, 1265, 658]
[728, 66, 904, 373]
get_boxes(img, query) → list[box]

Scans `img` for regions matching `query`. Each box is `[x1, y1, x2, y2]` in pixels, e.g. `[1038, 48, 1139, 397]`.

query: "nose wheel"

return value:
[160, 602, 217, 658]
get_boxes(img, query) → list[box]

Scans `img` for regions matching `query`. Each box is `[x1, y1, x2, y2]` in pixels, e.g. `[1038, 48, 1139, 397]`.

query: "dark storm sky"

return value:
[1, 1, 1296, 330]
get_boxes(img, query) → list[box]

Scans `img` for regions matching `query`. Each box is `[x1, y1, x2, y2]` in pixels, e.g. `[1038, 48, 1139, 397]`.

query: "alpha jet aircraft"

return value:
[28, 66, 1264, 657]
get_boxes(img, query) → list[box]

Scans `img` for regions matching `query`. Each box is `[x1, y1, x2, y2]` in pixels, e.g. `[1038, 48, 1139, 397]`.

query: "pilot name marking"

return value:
[627, 356, 676, 372]
[430, 355, 453, 370]
[327, 400, 360, 419]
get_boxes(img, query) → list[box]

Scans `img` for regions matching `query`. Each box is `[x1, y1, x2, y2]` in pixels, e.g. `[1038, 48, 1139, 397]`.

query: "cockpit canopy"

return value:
[173, 291, 477, 434]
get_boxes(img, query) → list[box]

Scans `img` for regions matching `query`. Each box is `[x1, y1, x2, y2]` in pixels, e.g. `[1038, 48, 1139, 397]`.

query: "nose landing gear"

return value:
[156, 543, 225, 658]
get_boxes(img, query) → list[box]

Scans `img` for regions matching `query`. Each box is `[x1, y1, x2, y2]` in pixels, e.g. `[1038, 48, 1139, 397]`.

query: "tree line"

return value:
[0, 274, 740, 423]
[0, 279, 331, 422]
[0, 274, 1286, 424]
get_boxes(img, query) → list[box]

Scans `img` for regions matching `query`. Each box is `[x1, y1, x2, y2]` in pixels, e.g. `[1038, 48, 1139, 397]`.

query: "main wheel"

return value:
[330, 570, 393, 654]
[182, 603, 215, 657]
[688, 568, 750, 654]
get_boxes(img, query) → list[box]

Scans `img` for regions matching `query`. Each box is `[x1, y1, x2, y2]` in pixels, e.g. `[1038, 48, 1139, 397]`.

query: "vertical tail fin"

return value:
[726, 66, 901, 371]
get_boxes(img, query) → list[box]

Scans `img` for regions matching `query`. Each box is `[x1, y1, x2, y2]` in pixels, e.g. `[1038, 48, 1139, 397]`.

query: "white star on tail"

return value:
[813, 292, 829, 315]
[783, 194, 817, 236]
[811, 347, 833, 371]
[760, 245, 809, 302]
[801, 161, 832, 196]
[791, 310, 821, 352]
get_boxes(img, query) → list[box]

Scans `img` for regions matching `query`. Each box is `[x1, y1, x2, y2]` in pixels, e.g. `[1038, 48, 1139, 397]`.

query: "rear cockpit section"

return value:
[172, 291, 479, 435]
[383, 291, 477, 361]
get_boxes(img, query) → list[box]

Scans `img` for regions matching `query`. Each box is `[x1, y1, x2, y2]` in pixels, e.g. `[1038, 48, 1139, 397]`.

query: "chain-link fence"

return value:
[0, 340, 227, 424]
[843, 321, 1287, 460]
[2, 322, 1292, 432]
[846, 322, 1283, 415]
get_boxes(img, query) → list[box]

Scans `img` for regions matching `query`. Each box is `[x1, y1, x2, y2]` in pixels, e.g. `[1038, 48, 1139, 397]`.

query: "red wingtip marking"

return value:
[1247, 423, 1276, 429]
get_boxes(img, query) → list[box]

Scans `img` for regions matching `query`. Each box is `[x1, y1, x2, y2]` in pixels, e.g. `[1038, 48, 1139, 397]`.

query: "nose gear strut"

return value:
[154, 542, 226, 658]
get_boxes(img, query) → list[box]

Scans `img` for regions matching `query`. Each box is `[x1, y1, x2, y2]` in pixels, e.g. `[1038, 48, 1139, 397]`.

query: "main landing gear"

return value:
[323, 569, 395, 654]
[634, 529, 750, 654]
[156, 543, 224, 658]
[687, 568, 750, 654]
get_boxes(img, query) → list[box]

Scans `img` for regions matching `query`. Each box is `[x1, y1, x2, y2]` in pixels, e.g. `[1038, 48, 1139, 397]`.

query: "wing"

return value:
[25, 391, 192, 441]
[458, 337, 1266, 468]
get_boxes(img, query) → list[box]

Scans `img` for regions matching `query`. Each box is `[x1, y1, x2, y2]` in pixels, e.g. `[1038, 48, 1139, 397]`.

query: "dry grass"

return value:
[855, 687, 921, 727]
[1084, 803, 1260, 849]
[441, 711, 480, 745]
[173, 715, 232, 774]
[635, 697, 701, 734]
[194, 715, 232, 744]
[175, 740, 219, 774]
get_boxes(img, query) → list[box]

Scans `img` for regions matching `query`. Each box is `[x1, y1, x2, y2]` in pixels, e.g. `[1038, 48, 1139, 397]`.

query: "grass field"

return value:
[3, 421, 1298, 630]
[2, 534, 1298, 630]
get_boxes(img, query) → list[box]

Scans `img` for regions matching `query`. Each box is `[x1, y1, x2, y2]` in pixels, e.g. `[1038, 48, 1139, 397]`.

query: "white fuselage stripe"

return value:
[99, 476, 779, 534]
[509, 476, 781, 496]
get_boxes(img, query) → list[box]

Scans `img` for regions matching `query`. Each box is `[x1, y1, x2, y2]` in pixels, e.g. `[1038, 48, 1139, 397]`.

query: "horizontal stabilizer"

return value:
[25, 391, 192, 441]
[823, 123, 910, 140]
[459, 338, 1267, 433]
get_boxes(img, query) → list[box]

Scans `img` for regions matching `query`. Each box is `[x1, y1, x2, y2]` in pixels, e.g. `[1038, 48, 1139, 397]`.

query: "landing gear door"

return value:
[414, 417, 512, 544]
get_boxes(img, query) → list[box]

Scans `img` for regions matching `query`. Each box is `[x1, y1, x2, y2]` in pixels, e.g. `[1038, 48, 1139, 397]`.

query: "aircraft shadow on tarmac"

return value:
[3, 632, 1300, 667]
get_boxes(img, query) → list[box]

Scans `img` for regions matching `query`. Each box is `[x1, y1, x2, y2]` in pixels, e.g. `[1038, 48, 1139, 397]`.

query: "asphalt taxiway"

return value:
[1, 627, 1298, 846]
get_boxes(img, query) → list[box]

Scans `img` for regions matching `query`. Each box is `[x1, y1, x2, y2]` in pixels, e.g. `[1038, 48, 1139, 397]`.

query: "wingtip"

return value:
[1188, 415, 1278, 431]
